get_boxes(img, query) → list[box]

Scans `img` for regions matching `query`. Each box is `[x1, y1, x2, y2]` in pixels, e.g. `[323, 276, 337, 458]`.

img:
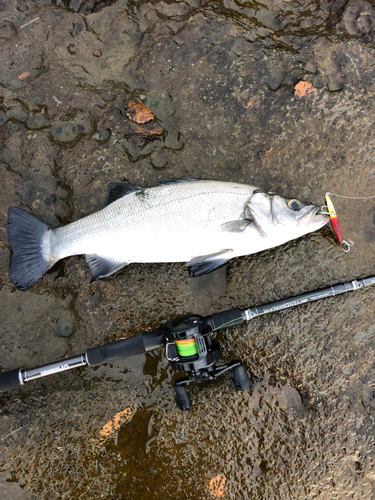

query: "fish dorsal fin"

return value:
[106, 180, 199, 206]
[154, 178, 201, 187]
[106, 183, 142, 206]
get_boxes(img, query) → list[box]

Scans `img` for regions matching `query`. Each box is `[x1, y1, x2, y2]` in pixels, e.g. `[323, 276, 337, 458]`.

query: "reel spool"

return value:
[163, 314, 251, 410]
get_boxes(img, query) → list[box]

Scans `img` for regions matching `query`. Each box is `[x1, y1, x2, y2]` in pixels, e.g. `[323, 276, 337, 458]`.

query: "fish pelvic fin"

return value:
[8, 207, 52, 291]
[86, 254, 128, 282]
[187, 249, 233, 277]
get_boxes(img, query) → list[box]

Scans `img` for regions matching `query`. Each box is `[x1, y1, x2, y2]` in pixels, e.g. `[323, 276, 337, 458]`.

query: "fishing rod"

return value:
[1, 275, 374, 410]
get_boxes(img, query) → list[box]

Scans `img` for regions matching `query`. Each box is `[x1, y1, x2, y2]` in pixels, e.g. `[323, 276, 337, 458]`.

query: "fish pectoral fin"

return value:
[244, 205, 267, 238]
[106, 183, 142, 206]
[86, 254, 128, 282]
[187, 250, 233, 277]
[220, 220, 252, 232]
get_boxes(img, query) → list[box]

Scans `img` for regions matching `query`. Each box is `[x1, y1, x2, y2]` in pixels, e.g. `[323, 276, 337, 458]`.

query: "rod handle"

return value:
[85, 329, 164, 367]
[206, 308, 246, 332]
[0, 368, 22, 392]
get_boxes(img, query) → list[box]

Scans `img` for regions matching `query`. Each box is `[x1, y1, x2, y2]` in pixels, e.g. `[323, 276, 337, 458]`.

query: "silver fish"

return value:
[8, 179, 328, 290]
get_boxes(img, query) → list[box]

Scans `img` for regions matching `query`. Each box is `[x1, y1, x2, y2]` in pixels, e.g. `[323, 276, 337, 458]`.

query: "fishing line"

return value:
[326, 192, 375, 200]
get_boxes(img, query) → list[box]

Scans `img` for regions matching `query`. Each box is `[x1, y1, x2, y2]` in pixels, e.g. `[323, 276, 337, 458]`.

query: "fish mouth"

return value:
[297, 206, 329, 228]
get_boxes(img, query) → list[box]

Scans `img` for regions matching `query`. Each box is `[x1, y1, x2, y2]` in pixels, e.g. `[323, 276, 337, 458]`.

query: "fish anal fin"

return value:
[106, 183, 142, 206]
[86, 254, 128, 282]
[189, 259, 230, 277]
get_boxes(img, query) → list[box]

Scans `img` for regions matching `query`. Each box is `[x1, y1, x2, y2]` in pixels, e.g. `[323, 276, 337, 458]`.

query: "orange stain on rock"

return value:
[130, 121, 163, 136]
[127, 99, 155, 124]
[209, 474, 226, 497]
[100, 407, 133, 436]
[18, 71, 30, 80]
[245, 99, 255, 109]
[294, 81, 317, 97]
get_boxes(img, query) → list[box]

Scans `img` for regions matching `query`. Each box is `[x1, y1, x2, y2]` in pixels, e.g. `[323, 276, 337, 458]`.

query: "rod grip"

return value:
[0, 368, 22, 392]
[86, 332, 147, 366]
[206, 308, 246, 332]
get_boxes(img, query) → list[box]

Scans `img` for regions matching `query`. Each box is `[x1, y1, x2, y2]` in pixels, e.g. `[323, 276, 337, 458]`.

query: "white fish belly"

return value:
[49, 180, 257, 264]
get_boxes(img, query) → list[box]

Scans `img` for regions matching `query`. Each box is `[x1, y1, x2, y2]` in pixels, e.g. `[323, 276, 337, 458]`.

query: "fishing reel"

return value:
[3, 275, 371, 409]
[163, 314, 251, 410]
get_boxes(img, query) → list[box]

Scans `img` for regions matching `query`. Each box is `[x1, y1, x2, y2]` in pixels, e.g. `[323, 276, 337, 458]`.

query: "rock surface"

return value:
[0, 0, 375, 499]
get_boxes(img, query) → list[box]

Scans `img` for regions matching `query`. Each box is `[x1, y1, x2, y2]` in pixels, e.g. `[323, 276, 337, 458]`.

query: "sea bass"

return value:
[8, 179, 328, 290]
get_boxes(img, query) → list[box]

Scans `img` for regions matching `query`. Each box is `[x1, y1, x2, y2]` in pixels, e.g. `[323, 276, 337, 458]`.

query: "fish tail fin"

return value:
[8, 207, 52, 290]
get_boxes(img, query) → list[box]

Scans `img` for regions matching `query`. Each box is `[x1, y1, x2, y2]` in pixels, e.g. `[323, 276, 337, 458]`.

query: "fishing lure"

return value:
[324, 193, 354, 252]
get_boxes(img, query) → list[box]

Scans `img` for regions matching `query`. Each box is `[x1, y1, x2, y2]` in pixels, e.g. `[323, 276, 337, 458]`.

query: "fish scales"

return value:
[50, 181, 255, 260]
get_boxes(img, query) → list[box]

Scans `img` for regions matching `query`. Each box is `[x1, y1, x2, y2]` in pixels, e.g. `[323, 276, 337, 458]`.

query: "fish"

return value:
[7, 179, 329, 290]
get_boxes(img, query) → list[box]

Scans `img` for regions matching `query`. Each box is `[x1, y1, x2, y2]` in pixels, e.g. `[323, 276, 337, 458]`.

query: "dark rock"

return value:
[26, 113, 49, 130]
[0, 20, 16, 40]
[343, 0, 375, 39]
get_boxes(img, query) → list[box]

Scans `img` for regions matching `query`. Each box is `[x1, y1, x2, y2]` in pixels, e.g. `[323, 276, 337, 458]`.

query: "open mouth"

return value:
[297, 206, 329, 226]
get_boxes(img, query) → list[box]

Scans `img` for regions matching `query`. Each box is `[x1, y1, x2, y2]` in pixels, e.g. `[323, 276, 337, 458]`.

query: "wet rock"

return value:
[0, 246, 10, 277]
[67, 43, 77, 54]
[127, 99, 155, 124]
[50, 117, 93, 144]
[129, 121, 163, 137]
[53, 308, 75, 337]
[362, 385, 375, 410]
[70, 21, 84, 37]
[0, 470, 28, 500]
[343, 0, 375, 39]
[0, 162, 18, 229]
[155, 1, 191, 17]
[16, 0, 28, 12]
[164, 130, 183, 150]
[0, 110, 8, 127]
[0, 20, 16, 40]
[26, 113, 49, 130]
[5, 101, 28, 123]
[69, 0, 83, 11]
[0, 287, 76, 368]
[93, 128, 111, 142]
[276, 386, 303, 410]
[150, 151, 168, 169]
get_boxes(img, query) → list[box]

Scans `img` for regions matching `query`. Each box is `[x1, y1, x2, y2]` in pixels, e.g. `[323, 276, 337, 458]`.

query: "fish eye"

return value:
[288, 199, 302, 211]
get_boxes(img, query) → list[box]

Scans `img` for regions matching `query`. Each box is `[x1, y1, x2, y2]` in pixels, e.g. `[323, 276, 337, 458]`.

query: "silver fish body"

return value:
[8, 180, 328, 290]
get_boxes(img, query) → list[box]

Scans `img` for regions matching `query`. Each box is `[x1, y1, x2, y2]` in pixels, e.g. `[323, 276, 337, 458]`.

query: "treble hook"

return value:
[341, 239, 354, 253]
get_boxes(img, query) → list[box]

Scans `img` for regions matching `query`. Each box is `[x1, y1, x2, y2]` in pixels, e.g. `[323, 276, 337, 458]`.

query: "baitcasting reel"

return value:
[163, 314, 251, 410]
